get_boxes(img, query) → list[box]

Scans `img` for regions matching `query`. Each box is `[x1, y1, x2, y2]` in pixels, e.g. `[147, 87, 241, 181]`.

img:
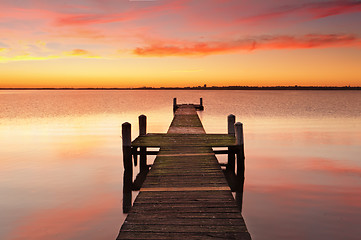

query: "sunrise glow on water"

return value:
[1, 90, 360, 239]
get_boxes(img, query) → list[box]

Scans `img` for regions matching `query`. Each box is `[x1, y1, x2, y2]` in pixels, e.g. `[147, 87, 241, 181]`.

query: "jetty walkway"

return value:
[117, 99, 251, 239]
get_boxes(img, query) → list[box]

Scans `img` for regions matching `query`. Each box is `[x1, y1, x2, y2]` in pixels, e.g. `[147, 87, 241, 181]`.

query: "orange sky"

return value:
[0, 0, 360, 87]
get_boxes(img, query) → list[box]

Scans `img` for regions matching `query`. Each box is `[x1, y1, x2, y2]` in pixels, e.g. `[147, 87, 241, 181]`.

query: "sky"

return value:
[0, 0, 360, 88]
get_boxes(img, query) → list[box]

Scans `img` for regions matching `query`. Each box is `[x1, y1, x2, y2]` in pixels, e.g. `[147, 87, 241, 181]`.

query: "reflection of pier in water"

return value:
[117, 99, 251, 239]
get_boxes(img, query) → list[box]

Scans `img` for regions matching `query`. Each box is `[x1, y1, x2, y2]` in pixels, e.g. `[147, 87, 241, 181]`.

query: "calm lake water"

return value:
[0, 90, 360, 240]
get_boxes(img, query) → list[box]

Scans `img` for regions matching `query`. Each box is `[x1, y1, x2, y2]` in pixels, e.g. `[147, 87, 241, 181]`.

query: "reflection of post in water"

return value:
[222, 115, 245, 212]
[121, 122, 132, 213]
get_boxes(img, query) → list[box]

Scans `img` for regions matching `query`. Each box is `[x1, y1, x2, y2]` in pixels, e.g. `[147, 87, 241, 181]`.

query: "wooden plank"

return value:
[131, 133, 237, 147]
[124, 212, 246, 220]
[118, 232, 251, 240]
[123, 218, 245, 226]
[121, 224, 248, 232]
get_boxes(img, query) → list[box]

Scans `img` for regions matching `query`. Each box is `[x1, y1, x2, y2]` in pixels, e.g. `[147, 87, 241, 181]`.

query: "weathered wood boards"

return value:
[117, 103, 250, 240]
[132, 133, 238, 147]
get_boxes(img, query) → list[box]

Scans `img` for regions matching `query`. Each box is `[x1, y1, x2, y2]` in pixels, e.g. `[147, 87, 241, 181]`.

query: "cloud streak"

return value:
[133, 34, 361, 56]
[0, 44, 100, 62]
[238, 0, 361, 25]
[54, 0, 188, 26]
[65, 49, 91, 56]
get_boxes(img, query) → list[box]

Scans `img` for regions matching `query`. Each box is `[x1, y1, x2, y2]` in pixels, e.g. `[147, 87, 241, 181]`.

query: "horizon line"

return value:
[1, 85, 360, 90]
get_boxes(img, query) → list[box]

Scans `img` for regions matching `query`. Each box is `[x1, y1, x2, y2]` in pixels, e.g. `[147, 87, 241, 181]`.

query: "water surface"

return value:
[0, 90, 360, 240]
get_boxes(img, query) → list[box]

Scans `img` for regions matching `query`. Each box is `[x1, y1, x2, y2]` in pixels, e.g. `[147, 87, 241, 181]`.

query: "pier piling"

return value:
[173, 98, 177, 112]
[235, 122, 245, 212]
[121, 122, 132, 213]
[227, 114, 236, 173]
[138, 115, 147, 173]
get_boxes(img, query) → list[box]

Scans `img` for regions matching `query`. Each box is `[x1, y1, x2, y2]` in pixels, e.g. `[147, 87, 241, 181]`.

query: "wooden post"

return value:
[235, 122, 245, 212]
[139, 115, 148, 173]
[139, 115, 147, 136]
[199, 98, 204, 110]
[235, 122, 244, 146]
[173, 98, 177, 112]
[227, 114, 235, 172]
[122, 122, 132, 213]
[228, 115, 235, 136]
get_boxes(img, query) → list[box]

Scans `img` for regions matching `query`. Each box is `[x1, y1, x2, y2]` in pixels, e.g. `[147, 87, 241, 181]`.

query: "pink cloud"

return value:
[1, 1, 360, 58]
[52, 28, 106, 39]
[307, 0, 361, 18]
[55, 12, 134, 26]
[238, 0, 361, 24]
[0, 7, 63, 21]
[54, 0, 189, 26]
[133, 34, 361, 56]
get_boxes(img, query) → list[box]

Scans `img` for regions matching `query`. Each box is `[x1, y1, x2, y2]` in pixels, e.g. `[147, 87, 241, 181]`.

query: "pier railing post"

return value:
[235, 122, 245, 212]
[173, 98, 177, 112]
[198, 98, 204, 110]
[227, 114, 236, 173]
[139, 115, 148, 173]
[122, 122, 132, 213]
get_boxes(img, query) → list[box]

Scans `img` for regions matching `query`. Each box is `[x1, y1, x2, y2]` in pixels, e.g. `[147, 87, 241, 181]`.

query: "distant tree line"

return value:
[1, 86, 360, 90]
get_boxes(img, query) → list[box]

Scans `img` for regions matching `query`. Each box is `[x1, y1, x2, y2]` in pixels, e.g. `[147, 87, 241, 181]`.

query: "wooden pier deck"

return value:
[117, 103, 251, 239]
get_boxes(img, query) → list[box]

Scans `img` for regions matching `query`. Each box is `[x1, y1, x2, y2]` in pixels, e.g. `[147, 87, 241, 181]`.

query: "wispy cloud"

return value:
[54, 0, 188, 26]
[64, 49, 90, 56]
[133, 34, 361, 57]
[0, 45, 101, 62]
[55, 12, 134, 26]
[304, 0, 361, 19]
[1, 1, 361, 61]
[63, 48, 101, 58]
[238, 0, 361, 24]
[63, 49, 100, 59]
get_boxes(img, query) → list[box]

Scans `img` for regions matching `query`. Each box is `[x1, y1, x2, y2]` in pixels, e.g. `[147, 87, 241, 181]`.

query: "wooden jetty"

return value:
[117, 98, 251, 239]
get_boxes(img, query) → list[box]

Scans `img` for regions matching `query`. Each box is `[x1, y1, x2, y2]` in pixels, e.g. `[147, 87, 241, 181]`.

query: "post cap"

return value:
[122, 122, 131, 127]
[122, 122, 131, 146]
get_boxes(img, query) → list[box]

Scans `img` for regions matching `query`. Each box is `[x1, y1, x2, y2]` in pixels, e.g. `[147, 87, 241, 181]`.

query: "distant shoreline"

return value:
[1, 86, 360, 90]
